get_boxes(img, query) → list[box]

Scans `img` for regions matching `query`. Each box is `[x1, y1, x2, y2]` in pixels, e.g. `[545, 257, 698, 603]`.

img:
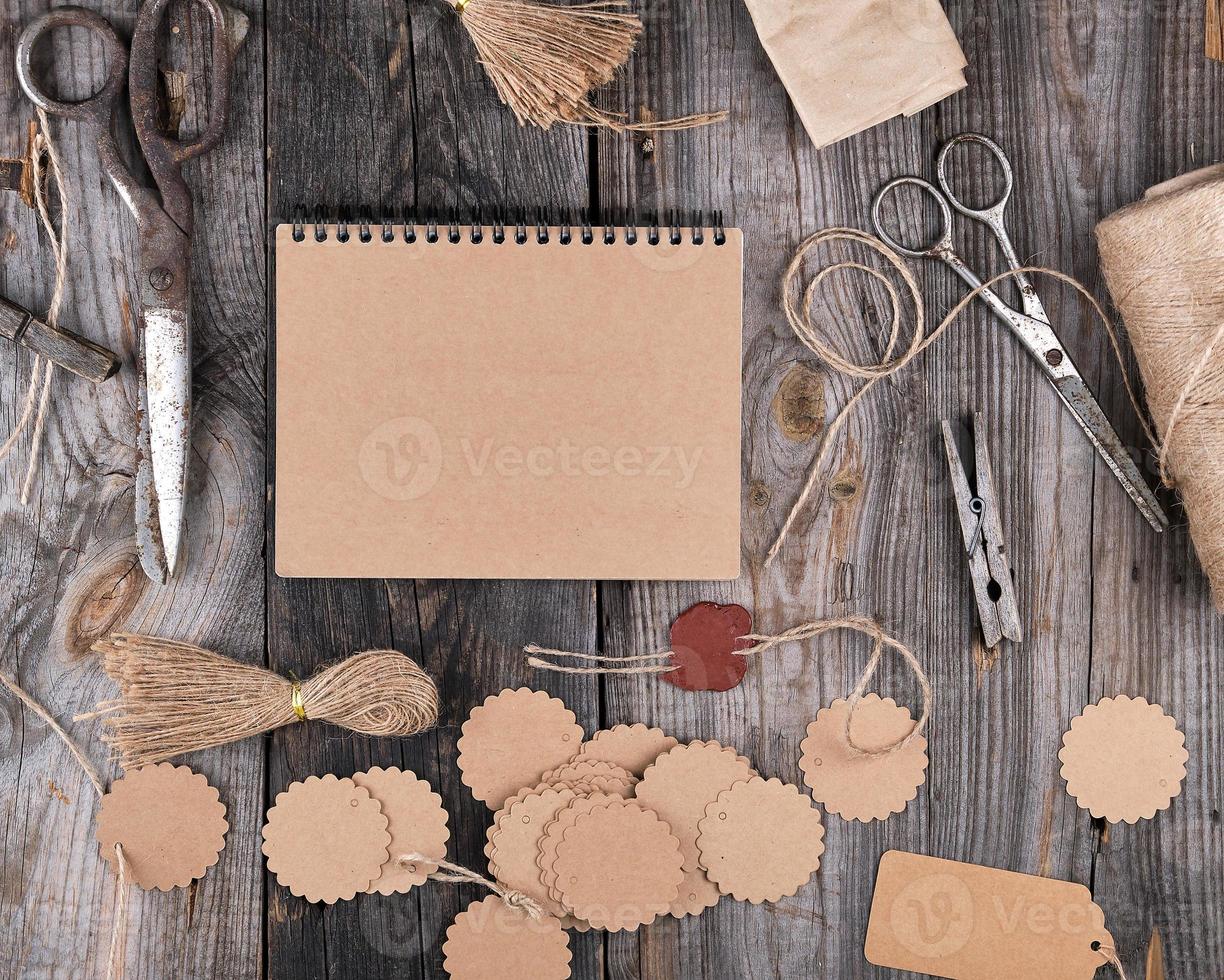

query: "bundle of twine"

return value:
[450, 0, 726, 131]
[1097, 166, 1224, 611]
[83, 634, 440, 770]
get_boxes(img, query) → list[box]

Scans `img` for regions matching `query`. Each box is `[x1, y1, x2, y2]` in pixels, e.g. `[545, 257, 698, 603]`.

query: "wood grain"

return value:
[1, 0, 1220, 978]
[263, 1, 600, 976]
[0, 0, 267, 977]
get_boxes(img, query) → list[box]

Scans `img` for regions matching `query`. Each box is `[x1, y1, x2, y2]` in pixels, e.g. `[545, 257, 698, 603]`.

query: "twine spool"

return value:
[82, 633, 440, 770]
[1097, 166, 1224, 611]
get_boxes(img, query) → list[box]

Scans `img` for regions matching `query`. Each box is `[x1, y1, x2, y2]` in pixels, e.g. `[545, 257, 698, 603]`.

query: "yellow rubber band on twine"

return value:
[290, 682, 307, 721]
[453, 0, 470, 14]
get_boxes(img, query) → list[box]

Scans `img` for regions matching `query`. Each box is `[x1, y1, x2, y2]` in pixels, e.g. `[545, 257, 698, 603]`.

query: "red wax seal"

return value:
[662, 602, 753, 692]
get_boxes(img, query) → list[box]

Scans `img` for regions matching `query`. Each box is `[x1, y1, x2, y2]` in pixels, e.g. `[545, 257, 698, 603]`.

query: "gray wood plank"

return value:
[0, 0, 266, 977]
[2, 1, 1219, 978]
[264, 2, 600, 977]
[1081, 1, 1224, 976]
[597, 1, 1222, 978]
[265, 2, 427, 974]
[600, 3, 944, 976]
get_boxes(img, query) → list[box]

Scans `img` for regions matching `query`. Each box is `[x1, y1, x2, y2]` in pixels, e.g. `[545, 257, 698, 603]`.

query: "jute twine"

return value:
[765, 229, 1158, 566]
[528, 614, 931, 756]
[0, 669, 129, 980]
[80, 634, 440, 770]
[400, 852, 546, 919]
[1097, 168, 1224, 611]
[0, 109, 66, 504]
[1097, 943, 1131, 980]
[451, 0, 726, 132]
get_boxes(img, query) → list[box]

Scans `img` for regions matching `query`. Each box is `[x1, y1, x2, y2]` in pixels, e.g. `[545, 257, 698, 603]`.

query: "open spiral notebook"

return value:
[274, 217, 744, 580]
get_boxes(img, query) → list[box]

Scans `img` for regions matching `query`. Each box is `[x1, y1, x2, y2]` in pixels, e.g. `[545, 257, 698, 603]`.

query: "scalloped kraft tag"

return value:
[489, 787, 577, 916]
[578, 725, 678, 776]
[458, 689, 584, 810]
[353, 767, 450, 895]
[695, 777, 825, 904]
[261, 774, 390, 904]
[670, 864, 723, 919]
[96, 763, 228, 891]
[443, 895, 572, 980]
[800, 695, 928, 822]
[552, 800, 684, 931]
[1058, 695, 1188, 824]
[662, 602, 753, 692]
[540, 759, 636, 788]
[866, 851, 1117, 979]
[634, 740, 755, 870]
[538, 793, 622, 905]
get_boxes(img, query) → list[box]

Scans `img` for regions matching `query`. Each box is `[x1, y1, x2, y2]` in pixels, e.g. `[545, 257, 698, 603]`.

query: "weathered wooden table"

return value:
[2, 1, 1222, 977]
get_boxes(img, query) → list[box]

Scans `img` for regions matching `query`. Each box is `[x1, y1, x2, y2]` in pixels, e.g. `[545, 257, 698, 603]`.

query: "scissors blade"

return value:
[143, 301, 190, 577]
[135, 370, 169, 584]
[1052, 374, 1169, 531]
[939, 253, 1169, 533]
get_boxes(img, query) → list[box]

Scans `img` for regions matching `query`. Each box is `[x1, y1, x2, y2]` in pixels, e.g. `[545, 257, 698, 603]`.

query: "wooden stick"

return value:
[1210, 0, 1224, 62]
[0, 294, 120, 383]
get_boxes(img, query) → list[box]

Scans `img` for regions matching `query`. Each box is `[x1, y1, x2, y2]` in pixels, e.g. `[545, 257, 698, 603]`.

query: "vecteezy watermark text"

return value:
[460, 438, 703, 489]
[358, 417, 706, 501]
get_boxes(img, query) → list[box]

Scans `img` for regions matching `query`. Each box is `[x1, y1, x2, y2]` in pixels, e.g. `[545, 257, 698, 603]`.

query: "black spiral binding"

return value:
[289, 209, 727, 246]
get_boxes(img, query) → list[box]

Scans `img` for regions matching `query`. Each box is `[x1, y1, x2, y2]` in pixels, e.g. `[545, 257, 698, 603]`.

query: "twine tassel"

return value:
[451, 0, 727, 131]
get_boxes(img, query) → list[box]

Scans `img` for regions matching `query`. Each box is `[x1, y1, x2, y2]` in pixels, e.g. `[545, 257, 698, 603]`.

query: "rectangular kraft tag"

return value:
[865, 850, 1116, 980]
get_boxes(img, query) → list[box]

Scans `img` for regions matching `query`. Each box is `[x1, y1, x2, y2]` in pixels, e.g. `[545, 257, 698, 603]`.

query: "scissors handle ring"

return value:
[871, 176, 955, 260]
[15, 7, 128, 126]
[935, 132, 1015, 220]
[130, 0, 234, 168]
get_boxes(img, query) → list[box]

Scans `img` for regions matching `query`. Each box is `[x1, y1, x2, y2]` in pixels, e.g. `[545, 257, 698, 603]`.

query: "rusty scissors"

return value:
[16, 0, 235, 580]
[872, 132, 1168, 533]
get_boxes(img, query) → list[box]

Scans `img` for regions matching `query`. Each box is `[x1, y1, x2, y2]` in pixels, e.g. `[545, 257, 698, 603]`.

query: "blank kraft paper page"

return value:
[275, 223, 743, 580]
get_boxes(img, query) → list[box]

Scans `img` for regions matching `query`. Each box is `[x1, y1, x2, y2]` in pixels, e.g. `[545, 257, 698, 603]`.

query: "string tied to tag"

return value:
[401, 852, 546, 920]
[0, 669, 128, 980]
[1094, 942, 1130, 980]
[528, 615, 930, 756]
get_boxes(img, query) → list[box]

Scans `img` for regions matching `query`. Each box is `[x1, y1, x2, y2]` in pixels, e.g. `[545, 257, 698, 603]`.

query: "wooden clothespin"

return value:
[941, 413, 1023, 649]
[1145, 927, 1165, 980]
[0, 294, 120, 383]
[0, 120, 45, 210]
[1210, 0, 1224, 61]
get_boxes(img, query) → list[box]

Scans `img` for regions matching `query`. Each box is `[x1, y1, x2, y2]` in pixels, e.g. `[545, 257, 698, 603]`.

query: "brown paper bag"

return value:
[743, 0, 968, 149]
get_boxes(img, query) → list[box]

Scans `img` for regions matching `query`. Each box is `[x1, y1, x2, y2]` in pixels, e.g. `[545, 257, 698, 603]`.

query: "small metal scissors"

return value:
[16, 0, 235, 580]
[872, 133, 1169, 533]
